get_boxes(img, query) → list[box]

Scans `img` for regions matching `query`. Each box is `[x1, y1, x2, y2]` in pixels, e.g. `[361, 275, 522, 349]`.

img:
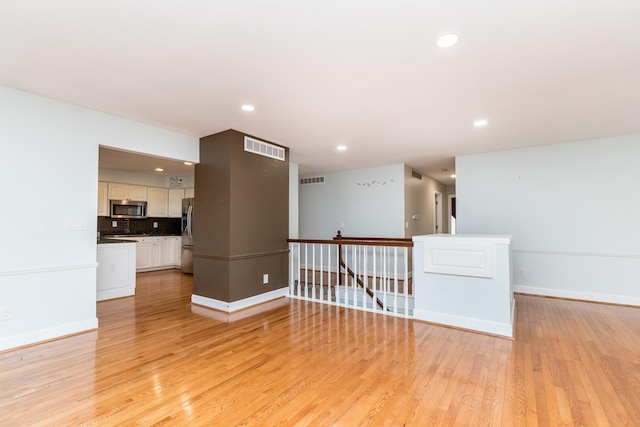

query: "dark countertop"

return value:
[97, 238, 138, 244]
[103, 233, 181, 238]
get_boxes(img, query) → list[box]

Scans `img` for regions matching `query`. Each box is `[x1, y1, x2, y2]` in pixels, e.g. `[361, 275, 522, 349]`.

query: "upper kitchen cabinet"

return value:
[184, 188, 194, 198]
[97, 182, 109, 216]
[168, 189, 184, 218]
[148, 187, 169, 217]
[108, 183, 147, 201]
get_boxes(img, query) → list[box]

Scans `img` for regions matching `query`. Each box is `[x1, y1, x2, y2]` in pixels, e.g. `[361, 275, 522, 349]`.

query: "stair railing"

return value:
[286, 231, 414, 317]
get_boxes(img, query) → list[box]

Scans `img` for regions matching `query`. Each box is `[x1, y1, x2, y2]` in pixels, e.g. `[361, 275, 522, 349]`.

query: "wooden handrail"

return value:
[333, 230, 412, 243]
[335, 236, 412, 242]
[286, 238, 413, 247]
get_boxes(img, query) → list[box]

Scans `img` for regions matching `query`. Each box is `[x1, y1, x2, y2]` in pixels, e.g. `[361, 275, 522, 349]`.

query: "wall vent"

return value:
[244, 136, 286, 161]
[300, 176, 325, 185]
[411, 170, 422, 180]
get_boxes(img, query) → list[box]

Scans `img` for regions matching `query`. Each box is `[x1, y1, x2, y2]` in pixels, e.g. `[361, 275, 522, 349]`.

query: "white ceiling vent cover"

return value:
[244, 136, 285, 162]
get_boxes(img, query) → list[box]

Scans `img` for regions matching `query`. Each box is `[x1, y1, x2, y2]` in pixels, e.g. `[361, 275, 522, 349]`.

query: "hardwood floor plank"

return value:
[1, 270, 640, 426]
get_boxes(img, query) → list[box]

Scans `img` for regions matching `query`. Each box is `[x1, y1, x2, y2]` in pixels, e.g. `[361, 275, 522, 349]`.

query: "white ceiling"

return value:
[2, 1, 640, 185]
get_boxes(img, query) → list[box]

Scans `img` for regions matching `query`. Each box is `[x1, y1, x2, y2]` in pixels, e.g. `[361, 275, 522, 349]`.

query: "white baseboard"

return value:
[97, 286, 135, 301]
[0, 318, 98, 352]
[192, 287, 289, 313]
[413, 308, 514, 338]
[514, 285, 640, 307]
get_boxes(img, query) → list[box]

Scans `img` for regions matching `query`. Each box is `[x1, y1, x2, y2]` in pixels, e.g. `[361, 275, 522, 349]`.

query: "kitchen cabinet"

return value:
[108, 183, 147, 201]
[134, 237, 162, 270]
[134, 241, 154, 270]
[162, 236, 180, 266]
[168, 189, 184, 218]
[174, 237, 182, 267]
[148, 187, 169, 217]
[109, 235, 181, 271]
[184, 188, 195, 198]
[97, 181, 109, 216]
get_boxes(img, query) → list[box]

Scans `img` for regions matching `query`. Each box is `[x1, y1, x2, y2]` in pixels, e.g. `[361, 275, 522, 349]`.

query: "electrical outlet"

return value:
[112, 220, 118, 227]
[0, 305, 12, 321]
[153, 222, 158, 228]
[263, 274, 269, 284]
[520, 268, 528, 277]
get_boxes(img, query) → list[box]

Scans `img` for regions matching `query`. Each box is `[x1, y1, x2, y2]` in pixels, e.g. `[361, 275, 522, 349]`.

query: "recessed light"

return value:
[337, 145, 347, 151]
[241, 104, 255, 112]
[155, 168, 164, 172]
[436, 33, 459, 48]
[184, 162, 193, 166]
[473, 119, 488, 127]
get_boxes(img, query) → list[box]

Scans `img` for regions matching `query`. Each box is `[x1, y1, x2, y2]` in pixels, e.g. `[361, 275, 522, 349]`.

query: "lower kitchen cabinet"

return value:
[173, 237, 182, 266]
[135, 241, 159, 270]
[110, 236, 181, 272]
[161, 236, 179, 266]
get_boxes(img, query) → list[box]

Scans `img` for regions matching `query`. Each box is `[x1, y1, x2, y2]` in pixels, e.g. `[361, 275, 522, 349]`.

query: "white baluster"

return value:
[404, 246, 409, 317]
[352, 244, 357, 309]
[327, 243, 332, 304]
[372, 246, 378, 313]
[319, 243, 324, 302]
[304, 243, 308, 299]
[296, 243, 301, 297]
[312, 243, 316, 301]
[289, 243, 296, 296]
[393, 246, 398, 316]
[363, 244, 368, 311]
[382, 246, 387, 311]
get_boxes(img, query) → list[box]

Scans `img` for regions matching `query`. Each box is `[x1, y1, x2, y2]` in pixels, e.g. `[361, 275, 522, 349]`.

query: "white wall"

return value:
[0, 86, 198, 351]
[456, 134, 640, 305]
[299, 163, 405, 239]
[99, 168, 194, 189]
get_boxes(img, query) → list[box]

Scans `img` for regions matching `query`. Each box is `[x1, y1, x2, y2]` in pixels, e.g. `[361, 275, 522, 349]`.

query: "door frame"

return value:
[434, 191, 443, 234]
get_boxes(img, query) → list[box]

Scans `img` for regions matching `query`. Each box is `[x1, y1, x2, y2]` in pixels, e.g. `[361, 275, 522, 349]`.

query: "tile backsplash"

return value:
[98, 217, 181, 236]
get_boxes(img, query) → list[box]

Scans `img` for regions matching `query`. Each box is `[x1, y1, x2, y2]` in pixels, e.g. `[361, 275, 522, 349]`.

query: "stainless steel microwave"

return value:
[110, 200, 147, 219]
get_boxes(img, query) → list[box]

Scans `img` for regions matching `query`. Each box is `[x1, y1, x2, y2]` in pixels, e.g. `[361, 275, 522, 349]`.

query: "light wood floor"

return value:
[1, 270, 639, 426]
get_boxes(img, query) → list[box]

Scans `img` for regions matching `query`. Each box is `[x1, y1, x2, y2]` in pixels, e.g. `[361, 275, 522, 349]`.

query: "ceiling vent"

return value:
[411, 170, 422, 180]
[300, 176, 325, 185]
[244, 136, 286, 161]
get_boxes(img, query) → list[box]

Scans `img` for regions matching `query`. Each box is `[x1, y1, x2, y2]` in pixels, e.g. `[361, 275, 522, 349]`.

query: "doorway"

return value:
[448, 194, 456, 234]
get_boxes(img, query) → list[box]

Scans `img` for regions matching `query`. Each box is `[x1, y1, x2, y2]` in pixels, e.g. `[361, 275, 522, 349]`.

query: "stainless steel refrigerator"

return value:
[181, 198, 194, 274]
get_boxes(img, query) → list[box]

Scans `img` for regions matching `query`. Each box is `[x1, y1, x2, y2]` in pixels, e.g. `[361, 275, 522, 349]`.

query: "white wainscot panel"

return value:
[425, 243, 495, 278]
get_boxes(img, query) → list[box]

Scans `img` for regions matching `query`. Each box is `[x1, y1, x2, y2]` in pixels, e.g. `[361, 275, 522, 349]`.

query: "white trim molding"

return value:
[414, 303, 515, 339]
[191, 287, 289, 313]
[512, 249, 640, 259]
[514, 285, 640, 307]
[0, 263, 99, 277]
[0, 318, 98, 352]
